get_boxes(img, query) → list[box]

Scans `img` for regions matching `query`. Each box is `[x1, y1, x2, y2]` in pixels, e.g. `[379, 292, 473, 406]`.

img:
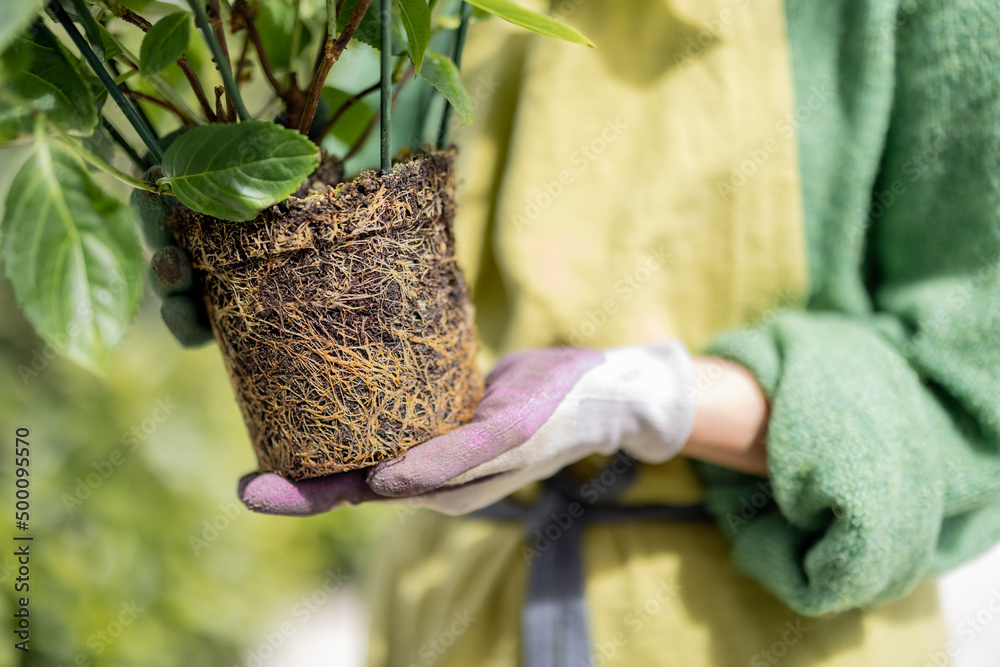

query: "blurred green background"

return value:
[0, 267, 394, 667]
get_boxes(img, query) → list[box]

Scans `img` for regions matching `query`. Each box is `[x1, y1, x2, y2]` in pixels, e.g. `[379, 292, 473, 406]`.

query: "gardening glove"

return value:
[239, 340, 697, 516]
[130, 167, 214, 348]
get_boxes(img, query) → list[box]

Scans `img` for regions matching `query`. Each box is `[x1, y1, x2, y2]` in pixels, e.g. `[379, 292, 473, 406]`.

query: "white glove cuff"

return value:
[571, 339, 697, 463]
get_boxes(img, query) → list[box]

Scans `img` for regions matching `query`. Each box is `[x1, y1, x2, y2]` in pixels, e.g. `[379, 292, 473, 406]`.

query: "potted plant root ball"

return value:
[169, 148, 483, 476]
[0, 0, 591, 478]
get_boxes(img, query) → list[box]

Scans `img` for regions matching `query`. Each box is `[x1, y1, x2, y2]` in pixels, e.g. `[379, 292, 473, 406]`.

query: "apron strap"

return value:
[471, 453, 712, 667]
[523, 490, 591, 667]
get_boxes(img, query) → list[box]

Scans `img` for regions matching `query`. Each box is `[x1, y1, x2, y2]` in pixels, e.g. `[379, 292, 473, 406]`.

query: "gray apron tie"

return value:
[472, 453, 712, 667]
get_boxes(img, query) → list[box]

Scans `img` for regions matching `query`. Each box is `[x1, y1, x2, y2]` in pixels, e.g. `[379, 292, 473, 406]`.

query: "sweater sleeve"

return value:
[696, 0, 1000, 616]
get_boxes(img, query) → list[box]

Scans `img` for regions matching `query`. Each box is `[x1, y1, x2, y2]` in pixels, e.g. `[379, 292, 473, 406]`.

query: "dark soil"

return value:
[169, 150, 483, 479]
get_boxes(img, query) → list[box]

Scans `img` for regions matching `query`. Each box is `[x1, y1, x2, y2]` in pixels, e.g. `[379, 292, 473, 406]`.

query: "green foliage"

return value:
[1, 21, 99, 134]
[0, 131, 145, 372]
[65, 0, 108, 59]
[0, 0, 594, 371]
[130, 185, 178, 249]
[321, 86, 376, 146]
[0, 99, 31, 140]
[254, 0, 313, 71]
[98, 24, 123, 61]
[139, 12, 191, 75]
[394, 0, 431, 74]
[158, 121, 320, 221]
[420, 50, 472, 125]
[467, 0, 594, 46]
[0, 0, 44, 53]
[339, 0, 406, 54]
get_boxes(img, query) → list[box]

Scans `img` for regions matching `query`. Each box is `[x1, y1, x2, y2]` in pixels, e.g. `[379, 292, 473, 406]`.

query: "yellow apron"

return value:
[367, 1, 948, 664]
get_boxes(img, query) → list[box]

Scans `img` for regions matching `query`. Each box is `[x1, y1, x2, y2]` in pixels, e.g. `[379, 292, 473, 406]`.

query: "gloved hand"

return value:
[130, 167, 214, 347]
[240, 341, 697, 516]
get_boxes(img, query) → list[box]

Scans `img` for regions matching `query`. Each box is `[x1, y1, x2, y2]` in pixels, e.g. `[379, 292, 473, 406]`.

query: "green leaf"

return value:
[66, 0, 107, 59]
[1, 135, 145, 372]
[98, 24, 123, 62]
[320, 87, 375, 146]
[419, 50, 472, 125]
[465, 0, 592, 46]
[80, 123, 116, 163]
[0, 0, 44, 53]
[394, 0, 430, 74]
[0, 100, 31, 141]
[339, 0, 405, 54]
[1, 22, 99, 133]
[140, 12, 191, 75]
[255, 1, 312, 71]
[158, 121, 320, 222]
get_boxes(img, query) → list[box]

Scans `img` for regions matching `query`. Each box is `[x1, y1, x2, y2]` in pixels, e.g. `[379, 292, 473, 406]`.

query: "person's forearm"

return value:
[681, 356, 770, 476]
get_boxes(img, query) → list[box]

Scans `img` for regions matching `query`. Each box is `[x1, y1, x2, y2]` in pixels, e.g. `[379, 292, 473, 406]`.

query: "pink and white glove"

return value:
[239, 341, 696, 516]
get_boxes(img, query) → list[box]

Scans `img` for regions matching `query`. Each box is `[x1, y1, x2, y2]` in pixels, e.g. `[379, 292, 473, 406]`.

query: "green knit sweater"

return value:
[699, 0, 1000, 616]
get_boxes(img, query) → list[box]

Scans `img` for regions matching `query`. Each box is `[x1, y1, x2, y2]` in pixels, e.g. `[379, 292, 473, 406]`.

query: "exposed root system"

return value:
[170, 150, 483, 478]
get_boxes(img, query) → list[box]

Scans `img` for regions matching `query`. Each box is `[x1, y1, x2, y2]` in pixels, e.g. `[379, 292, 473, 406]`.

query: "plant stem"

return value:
[345, 63, 412, 162]
[49, 1, 164, 162]
[120, 85, 196, 124]
[235, 31, 251, 80]
[210, 0, 236, 120]
[110, 6, 214, 122]
[113, 70, 136, 85]
[102, 117, 151, 170]
[290, 0, 304, 73]
[233, 1, 285, 98]
[115, 7, 152, 30]
[323, 0, 336, 51]
[186, 0, 252, 121]
[379, 0, 391, 173]
[437, 1, 472, 150]
[53, 125, 157, 192]
[104, 31, 203, 124]
[214, 86, 226, 120]
[297, 0, 373, 134]
[320, 80, 379, 138]
[177, 58, 217, 121]
[107, 57, 160, 137]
